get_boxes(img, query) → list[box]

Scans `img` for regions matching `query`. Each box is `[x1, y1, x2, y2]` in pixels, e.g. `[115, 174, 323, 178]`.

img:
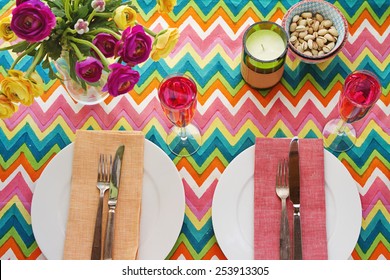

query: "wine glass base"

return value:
[323, 118, 356, 152]
[167, 124, 201, 157]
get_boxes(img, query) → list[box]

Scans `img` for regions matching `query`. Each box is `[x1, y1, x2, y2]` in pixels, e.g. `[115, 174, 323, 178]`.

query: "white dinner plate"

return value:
[212, 146, 362, 260]
[31, 139, 185, 260]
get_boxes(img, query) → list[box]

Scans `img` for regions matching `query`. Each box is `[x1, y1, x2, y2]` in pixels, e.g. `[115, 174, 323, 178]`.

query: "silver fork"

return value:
[91, 154, 112, 260]
[275, 159, 290, 260]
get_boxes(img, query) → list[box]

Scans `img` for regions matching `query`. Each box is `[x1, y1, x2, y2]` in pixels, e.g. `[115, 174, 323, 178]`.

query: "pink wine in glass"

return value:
[323, 70, 382, 152]
[338, 71, 381, 123]
[158, 75, 197, 127]
[158, 73, 201, 157]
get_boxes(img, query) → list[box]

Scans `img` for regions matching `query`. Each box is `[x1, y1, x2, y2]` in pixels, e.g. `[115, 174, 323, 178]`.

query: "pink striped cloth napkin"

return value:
[254, 138, 328, 260]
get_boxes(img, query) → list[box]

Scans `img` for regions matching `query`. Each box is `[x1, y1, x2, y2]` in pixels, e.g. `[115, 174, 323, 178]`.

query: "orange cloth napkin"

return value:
[254, 138, 327, 260]
[63, 130, 144, 260]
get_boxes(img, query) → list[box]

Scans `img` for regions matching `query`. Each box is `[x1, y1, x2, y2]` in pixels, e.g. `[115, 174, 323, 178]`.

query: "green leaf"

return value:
[27, 49, 37, 57]
[68, 50, 78, 82]
[78, 43, 92, 57]
[80, 79, 87, 91]
[12, 41, 30, 53]
[75, 5, 90, 19]
[51, 7, 66, 18]
[48, 64, 59, 80]
[89, 19, 118, 32]
[105, 0, 122, 10]
[44, 39, 62, 61]
[46, 0, 64, 10]
[42, 57, 51, 69]
[87, 81, 101, 87]
[46, 58, 62, 80]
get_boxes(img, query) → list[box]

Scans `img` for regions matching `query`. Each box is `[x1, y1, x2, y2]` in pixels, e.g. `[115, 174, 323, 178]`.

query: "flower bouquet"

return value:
[0, 0, 179, 119]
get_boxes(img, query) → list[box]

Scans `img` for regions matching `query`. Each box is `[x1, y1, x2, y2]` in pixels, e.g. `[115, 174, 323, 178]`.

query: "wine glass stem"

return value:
[336, 119, 347, 135]
[180, 127, 188, 141]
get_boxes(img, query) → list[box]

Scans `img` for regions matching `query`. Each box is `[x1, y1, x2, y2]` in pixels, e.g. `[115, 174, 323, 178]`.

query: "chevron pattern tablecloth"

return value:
[0, 0, 389, 260]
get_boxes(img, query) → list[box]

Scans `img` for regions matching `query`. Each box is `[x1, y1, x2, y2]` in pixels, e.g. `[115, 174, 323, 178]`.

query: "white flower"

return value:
[74, 19, 89, 35]
[91, 0, 106, 12]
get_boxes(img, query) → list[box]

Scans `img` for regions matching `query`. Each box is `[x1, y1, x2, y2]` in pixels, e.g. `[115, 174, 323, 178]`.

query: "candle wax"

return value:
[245, 30, 285, 61]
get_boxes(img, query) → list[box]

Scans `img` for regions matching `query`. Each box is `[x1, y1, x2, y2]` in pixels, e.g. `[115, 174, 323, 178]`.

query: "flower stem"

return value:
[25, 45, 45, 78]
[88, 28, 122, 40]
[64, 0, 72, 21]
[69, 42, 85, 60]
[10, 43, 39, 70]
[69, 37, 110, 68]
[93, 13, 112, 18]
[87, 10, 97, 23]
[0, 41, 29, 51]
[63, 27, 77, 37]
[138, 23, 156, 37]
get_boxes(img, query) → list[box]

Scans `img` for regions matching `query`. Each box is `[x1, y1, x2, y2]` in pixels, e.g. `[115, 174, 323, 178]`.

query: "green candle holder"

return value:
[241, 21, 288, 89]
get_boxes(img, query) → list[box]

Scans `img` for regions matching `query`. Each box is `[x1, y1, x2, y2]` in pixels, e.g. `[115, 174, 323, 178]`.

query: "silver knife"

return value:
[103, 145, 125, 260]
[289, 137, 302, 260]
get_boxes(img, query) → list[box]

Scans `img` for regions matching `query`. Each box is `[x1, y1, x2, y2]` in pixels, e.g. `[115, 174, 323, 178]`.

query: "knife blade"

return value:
[103, 145, 125, 260]
[289, 137, 302, 260]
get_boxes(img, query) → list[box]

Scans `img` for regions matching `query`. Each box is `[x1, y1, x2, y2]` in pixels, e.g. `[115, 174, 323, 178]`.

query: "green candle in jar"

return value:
[245, 30, 286, 61]
[241, 21, 288, 89]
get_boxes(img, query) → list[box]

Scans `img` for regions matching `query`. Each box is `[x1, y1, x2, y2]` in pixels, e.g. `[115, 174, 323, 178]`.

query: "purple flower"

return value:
[92, 33, 118, 58]
[103, 63, 140, 96]
[115, 25, 152, 66]
[91, 0, 106, 12]
[11, 0, 56, 42]
[74, 19, 89, 35]
[75, 57, 104, 83]
[16, 0, 29, 5]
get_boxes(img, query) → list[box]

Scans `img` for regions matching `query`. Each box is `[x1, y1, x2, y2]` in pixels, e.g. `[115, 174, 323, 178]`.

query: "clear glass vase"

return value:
[54, 51, 109, 105]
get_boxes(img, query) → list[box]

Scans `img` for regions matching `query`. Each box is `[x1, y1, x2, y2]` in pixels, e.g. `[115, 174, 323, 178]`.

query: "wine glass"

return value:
[323, 70, 382, 152]
[158, 73, 202, 157]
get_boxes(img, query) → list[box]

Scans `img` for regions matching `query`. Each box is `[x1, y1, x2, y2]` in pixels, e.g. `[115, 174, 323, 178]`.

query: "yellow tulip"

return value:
[113, 6, 137, 30]
[7, 69, 44, 97]
[0, 94, 17, 119]
[1, 72, 35, 106]
[0, 16, 16, 42]
[7, 69, 24, 78]
[28, 72, 45, 97]
[150, 28, 180, 61]
[156, 0, 177, 13]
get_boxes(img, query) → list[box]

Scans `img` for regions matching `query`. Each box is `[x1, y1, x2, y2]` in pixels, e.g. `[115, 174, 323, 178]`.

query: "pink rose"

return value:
[115, 25, 152, 66]
[103, 63, 140, 96]
[92, 33, 118, 58]
[11, 0, 56, 42]
[75, 57, 104, 83]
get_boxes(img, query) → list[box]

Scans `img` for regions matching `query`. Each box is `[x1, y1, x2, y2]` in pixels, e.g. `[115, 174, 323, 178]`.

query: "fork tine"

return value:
[104, 155, 108, 182]
[100, 154, 111, 183]
[280, 160, 284, 185]
[104, 155, 109, 183]
[102, 155, 106, 182]
[282, 159, 286, 187]
[286, 159, 288, 186]
[103, 155, 107, 181]
[285, 159, 288, 188]
[108, 155, 112, 182]
[97, 154, 102, 181]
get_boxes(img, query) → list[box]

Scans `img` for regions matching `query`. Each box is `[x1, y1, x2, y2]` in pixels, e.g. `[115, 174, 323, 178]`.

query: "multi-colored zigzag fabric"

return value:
[0, 0, 389, 260]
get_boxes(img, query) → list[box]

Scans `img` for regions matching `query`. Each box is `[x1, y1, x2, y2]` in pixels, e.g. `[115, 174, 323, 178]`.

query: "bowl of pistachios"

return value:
[282, 0, 348, 63]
